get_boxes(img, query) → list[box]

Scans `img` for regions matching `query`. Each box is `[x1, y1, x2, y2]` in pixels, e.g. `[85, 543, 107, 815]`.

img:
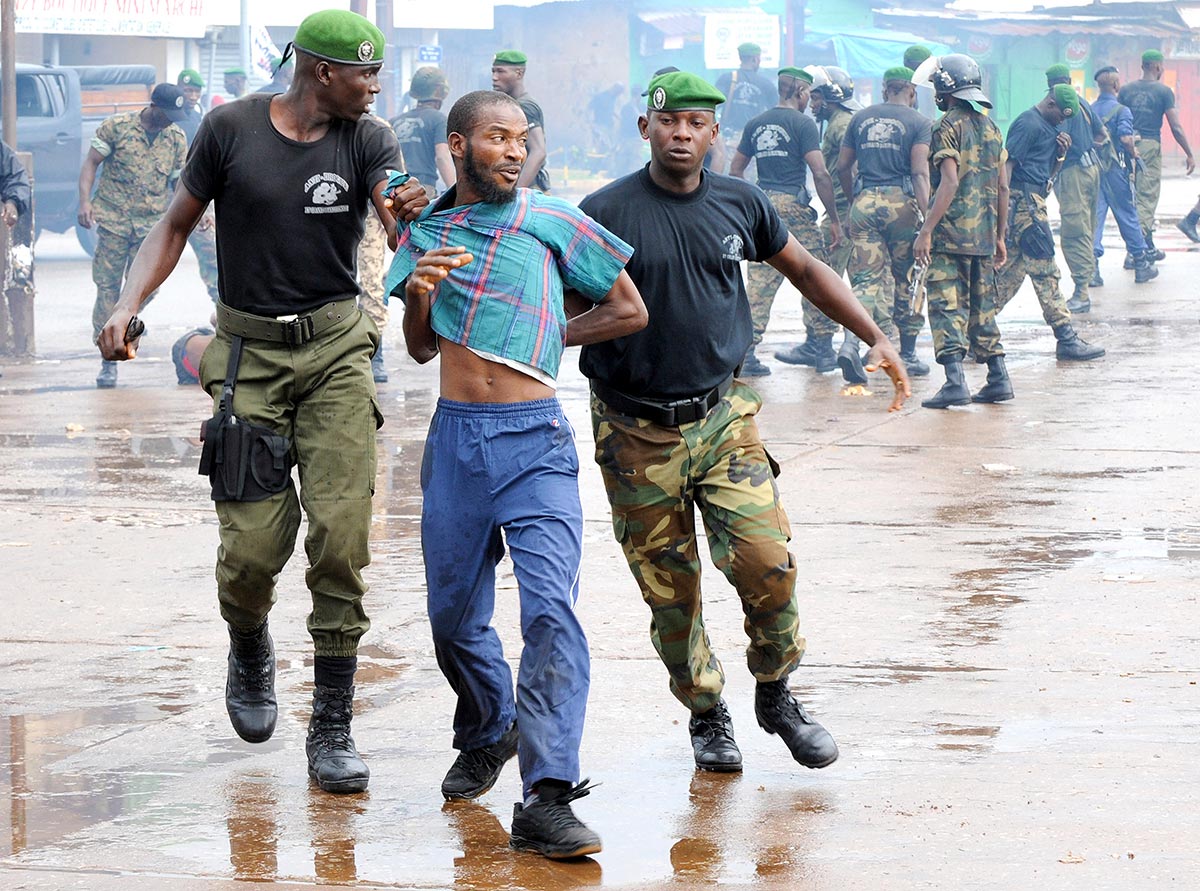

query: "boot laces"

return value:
[231, 628, 272, 691]
[309, 687, 354, 755]
[530, 779, 597, 828]
[691, 701, 734, 743]
[760, 682, 812, 726]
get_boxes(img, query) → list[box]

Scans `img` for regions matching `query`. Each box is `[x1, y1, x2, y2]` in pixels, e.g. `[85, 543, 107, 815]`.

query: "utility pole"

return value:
[2, 0, 17, 146]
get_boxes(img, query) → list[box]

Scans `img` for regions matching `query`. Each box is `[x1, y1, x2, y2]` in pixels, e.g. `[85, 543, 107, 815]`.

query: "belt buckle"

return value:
[665, 393, 708, 425]
[285, 315, 315, 345]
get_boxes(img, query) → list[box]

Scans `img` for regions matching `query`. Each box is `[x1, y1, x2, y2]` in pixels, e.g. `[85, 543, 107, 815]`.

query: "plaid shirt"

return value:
[386, 187, 633, 379]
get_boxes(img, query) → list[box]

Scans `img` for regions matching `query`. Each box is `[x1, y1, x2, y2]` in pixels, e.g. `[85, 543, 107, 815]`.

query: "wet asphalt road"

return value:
[2, 200, 1199, 889]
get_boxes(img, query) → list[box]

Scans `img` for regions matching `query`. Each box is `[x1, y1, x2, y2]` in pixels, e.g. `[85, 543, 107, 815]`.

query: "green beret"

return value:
[1045, 63, 1071, 84]
[177, 69, 204, 88]
[1053, 84, 1080, 118]
[223, 67, 247, 77]
[903, 45, 932, 70]
[1142, 49, 1164, 64]
[737, 42, 761, 57]
[410, 66, 448, 100]
[778, 67, 814, 84]
[493, 50, 528, 66]
[884, 66, 914, 83]
[294, 9, 385, 66]
[646, 71, 726, 112]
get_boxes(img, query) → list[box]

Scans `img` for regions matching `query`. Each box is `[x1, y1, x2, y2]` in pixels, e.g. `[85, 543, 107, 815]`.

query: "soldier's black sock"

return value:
[314, 655, 357, 689]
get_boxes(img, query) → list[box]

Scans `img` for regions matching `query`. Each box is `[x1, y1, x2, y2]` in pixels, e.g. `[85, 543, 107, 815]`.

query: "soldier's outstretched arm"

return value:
[767, 236, 910, 410]
[97, 185, 208, 362]
[1164, 108, 1196, 174]
[914, 156, 960, 264]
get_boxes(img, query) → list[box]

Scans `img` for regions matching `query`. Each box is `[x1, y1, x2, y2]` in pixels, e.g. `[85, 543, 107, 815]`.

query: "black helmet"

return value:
[814, 66, 855, 104]
[913, 53, 992, 108]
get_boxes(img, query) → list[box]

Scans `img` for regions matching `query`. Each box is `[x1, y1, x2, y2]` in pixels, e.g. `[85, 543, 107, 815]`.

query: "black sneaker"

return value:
[755, 679, 839, 769]
[441, 721, 518, 800]
[509, 780, 602, 859]
[689, 699, 743, 772]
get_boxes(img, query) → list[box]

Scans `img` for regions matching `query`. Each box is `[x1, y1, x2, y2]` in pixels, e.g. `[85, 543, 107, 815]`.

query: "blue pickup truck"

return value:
[1, 63, 156, 254]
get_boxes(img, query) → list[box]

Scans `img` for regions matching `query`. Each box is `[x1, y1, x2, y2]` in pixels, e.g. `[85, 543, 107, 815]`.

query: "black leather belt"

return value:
[216, 299, 357, 345]
[591, 375, 733, 427]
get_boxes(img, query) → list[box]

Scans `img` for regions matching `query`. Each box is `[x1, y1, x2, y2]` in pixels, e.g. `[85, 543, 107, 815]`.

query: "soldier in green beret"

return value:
[96, 8, 430, 795]
[1119, 49, 1194, 260]
[732, 66, 843, 376]
[491, 50, 551, 192]
[581, 69, 908, 779]
[995, 83, 1105, 362]
[714, 42, 775, 162]
[221, 68, 248, 102]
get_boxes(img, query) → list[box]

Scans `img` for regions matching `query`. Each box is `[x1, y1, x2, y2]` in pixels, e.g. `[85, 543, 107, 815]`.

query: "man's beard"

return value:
[464, 143, 519, 205]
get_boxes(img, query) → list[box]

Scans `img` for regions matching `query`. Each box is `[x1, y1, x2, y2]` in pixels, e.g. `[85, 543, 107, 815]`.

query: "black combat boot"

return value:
[226, 621, 277, 743]
[1066, 282, 1090, 315]
[306, 685, 370, 793]
[1144, 230, 1165, 262]
[371, 342, 388, 383]
[899, 333, 930, 377]
[1054, 323, 1105, 361]
[1178, 213, 1200, 243]
[754, 679, 838, 769]
[810, 334, 838, 373]
[96, 359, 118, 389]
[773, 329, 818, 366]
[921, 358, 971, 409]
[972, 355, 1014, 404]
[1090, 259, 1104, 288]
[837, 333, 867, 384]
[1123, 252, 1136, 270]
[510, 779, 602, 859]
[1134, 254, 1159, 284]
[441, 721, 519, 800]
[740, 348, 771, 377]
[689, 699, 743, 772]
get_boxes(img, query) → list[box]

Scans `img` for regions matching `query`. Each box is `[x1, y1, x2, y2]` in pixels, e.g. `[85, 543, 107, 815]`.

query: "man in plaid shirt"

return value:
[392, 90, 645, 859]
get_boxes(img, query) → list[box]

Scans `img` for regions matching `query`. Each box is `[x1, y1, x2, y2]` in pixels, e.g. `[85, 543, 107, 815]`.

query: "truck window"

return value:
[14, 74, 55, 117]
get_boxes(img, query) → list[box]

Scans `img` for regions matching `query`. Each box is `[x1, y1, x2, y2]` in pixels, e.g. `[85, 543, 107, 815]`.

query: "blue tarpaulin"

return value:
[806, 28, 953, 79]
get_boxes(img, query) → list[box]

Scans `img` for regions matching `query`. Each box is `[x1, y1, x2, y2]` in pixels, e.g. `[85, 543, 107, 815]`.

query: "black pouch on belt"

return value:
[1013, 193, 1057, 260]
[197, 335, 294, 502]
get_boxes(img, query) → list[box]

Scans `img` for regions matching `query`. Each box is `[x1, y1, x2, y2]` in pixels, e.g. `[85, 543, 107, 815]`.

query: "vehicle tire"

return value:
[75, 222, 98, 257]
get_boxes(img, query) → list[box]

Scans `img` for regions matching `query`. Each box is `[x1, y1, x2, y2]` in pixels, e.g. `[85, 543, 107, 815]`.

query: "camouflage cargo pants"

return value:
[1055, 162, 1100, 290]
[745, 190, 837, 345]
[820, 203, 852, 278]
[926, 251, 1004, 363]
[357, 211, 389, 329]
[90, 225, 158, 342]
[591, 381, 805, 714]
[1134, 137, 1162, 236]
[995, 193, 1071, 329]
[188, 221, 220, 303]
[847, 186, 924, 341]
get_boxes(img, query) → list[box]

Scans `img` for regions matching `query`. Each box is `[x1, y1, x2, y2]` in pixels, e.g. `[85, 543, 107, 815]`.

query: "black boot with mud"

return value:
[972, 355, 1014, 404]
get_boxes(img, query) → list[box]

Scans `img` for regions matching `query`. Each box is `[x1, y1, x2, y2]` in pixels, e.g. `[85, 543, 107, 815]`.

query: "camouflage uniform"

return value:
[847, 187, 923, 340]
[994, 191, 1071, 329]
[820, 106, 854, 277]
[591, 382, 802, 713]
[745, 191, 834, 345]
[356, 210, 389, 328]
[926, 105, 1005, 362]
[88, 112, 186, 340]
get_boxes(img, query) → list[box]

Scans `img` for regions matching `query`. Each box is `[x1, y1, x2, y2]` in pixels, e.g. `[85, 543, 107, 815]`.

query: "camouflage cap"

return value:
[177, 68, 204, 88]
[1142, 49, 1164, 64]
[737, 42, 761, 57]
[884, 66, 915, 83]
[293, 9, 385, 66]
[903, 45, 932, 70]
[778, 66, 814, 84]
[1052, 83, 1080, 118]
[150, 83, 188, 122]
[645, 70, 726, 112]
[410, 66, 449, 100]
[493, 50, 528, 66]
[1045, 63, 1071, 85]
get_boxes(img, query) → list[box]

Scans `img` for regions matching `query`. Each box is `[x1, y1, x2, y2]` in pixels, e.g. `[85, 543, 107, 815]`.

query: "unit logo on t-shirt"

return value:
[393, 118, 418, 141]
[865, 118, 901, 147]
[304, 172, 351, 214]
[721, 233, 745, 261]
[754, 124, 791, 157]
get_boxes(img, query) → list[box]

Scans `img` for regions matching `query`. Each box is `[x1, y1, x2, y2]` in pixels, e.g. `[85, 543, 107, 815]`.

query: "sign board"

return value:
[394, 0, 494, 31]
[417, 45, 443, 64]
[15, 0, 352, 36]
[703, 12, 781, 70]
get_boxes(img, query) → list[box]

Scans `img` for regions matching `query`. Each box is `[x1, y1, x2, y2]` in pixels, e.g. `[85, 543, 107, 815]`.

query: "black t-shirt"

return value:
[715, 69, 775, 134]
[519, 96, 552, 192]
[579, 166, 789, 399]
[389, 105, 447, 188]
[1117, 80, 1175, 140]
[737, 106, 820, 194]
[1005, 107, 1059, 191]
[178, 106, 202, 146]
[844, 102, 932, 187]
[181, 94, 401, 316]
